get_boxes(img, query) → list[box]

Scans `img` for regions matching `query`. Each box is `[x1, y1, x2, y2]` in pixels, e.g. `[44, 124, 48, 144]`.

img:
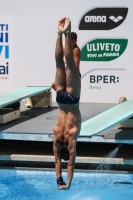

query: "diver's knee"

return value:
[51, 81, 56, 90]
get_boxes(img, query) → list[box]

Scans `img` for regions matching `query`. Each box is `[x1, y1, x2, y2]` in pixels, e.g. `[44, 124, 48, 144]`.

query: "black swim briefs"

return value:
[56, 89, 80, 104]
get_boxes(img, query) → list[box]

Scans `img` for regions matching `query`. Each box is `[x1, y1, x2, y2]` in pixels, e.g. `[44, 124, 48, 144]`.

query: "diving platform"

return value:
[80, 98, 133, 137]
[0, 86, 52, 124]
[0, 86, 52, 108]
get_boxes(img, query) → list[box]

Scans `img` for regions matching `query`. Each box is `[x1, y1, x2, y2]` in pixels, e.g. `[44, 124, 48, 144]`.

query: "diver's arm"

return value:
[73, 47, 81, 73]
[65, 138, 76, 189]
[53, 138, 66, 189]
[53, 138, 62, 178]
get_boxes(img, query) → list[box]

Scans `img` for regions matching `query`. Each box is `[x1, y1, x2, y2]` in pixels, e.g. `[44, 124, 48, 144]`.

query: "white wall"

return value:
[0, 0, 132, 103]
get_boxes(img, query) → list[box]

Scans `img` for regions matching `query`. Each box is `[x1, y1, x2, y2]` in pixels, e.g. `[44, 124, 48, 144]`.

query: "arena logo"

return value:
[84, 16, 106, 23]
[79, 8, 128, 30]
[67, 93, 75, 100]
[80, 39, 128, 62]
[109, 16, 123, 23]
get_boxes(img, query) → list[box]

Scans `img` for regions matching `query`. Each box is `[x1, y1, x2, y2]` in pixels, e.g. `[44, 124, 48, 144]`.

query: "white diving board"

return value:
[0, 86, 51, 108]
[80, 98, 133, 137]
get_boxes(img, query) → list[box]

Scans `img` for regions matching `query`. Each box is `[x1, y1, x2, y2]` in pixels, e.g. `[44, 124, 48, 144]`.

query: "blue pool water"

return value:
[0, 169, 133, 200]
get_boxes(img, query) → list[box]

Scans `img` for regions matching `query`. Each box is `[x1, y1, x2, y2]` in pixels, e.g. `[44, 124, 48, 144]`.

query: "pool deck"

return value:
[0, 101, 133, 170]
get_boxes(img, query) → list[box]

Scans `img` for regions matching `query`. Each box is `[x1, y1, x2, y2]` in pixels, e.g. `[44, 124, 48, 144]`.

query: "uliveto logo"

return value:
[79, 8, 128, 30]
[80, 39, 128, 62]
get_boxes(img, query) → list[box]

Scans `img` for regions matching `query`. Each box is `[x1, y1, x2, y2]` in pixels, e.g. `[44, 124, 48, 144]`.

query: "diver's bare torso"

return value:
[73, 44, 81, 74]
[65, 45, 81, 74]
[53, 104, 81, 144]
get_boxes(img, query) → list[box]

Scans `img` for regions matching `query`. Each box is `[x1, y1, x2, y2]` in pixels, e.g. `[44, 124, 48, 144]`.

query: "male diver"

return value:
[53, 17, 81, 190]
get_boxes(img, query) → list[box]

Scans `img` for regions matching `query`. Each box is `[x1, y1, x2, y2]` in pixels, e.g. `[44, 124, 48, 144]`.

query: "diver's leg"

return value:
[55, 18, 66, 91]
[64, 18, 81, 97]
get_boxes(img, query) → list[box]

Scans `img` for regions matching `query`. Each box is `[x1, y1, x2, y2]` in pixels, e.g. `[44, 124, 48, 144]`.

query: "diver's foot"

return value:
[58, 17, 66, 33]
[62, 18, 71, 34]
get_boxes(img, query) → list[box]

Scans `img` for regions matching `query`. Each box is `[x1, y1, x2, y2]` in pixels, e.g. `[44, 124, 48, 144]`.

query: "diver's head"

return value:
[58, 144, 69, 161]
[71, 32, 77, 47]
[71, 32, 77, 41]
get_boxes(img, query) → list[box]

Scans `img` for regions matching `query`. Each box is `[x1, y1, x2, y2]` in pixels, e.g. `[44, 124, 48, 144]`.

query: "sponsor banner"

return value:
[80, 39, 128, 62]
[79, 8, 128, 30]
[89, 74, 120, 88]
[0, 15, 14, 93]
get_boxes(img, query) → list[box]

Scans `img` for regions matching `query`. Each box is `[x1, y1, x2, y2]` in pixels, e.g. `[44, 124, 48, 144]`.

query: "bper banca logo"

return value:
[79, 8, 128, 30]
[80, 39, 128, 62]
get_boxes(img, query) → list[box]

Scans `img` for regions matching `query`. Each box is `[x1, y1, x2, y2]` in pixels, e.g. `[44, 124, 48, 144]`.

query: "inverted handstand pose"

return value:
[53, 17, 81, 190]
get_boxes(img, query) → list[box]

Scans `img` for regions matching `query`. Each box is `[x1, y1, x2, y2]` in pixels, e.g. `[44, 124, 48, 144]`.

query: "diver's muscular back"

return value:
[54, 105, 81, 143]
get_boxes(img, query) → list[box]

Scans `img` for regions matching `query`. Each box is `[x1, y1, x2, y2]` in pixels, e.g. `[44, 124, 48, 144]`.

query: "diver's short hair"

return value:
[58, 144, 69, 161]
[71, 32, 77, 41]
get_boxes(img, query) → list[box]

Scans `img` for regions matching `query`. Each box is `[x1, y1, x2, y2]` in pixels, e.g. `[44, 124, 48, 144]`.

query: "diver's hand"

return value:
[62, 185, 70, 190]
[57, 176, 66, 190]
[58, 184, 66, 190]
[58, 184, 70, 190]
